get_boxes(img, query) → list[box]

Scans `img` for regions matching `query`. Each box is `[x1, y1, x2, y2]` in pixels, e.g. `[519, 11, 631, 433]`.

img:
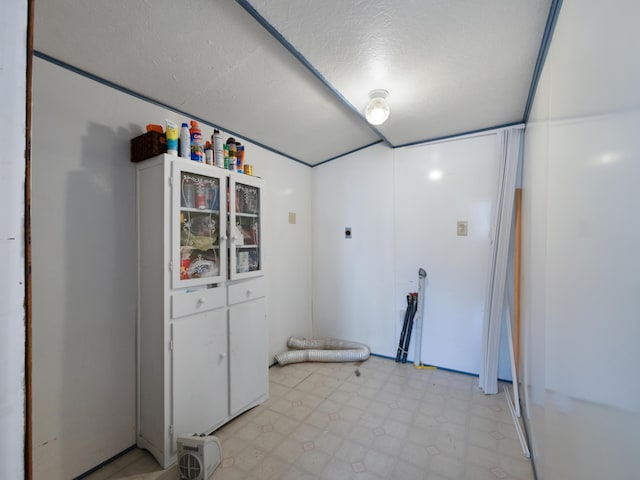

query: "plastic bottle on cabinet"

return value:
[227, 138, 237, 171]
[179, 123, 190, 159]
[212, 129, 224, 168]
[236, 144, 245, 174]
[204, 141, 213, 165]
[189, 121, 204, 162]
[223, 144, 230, 170]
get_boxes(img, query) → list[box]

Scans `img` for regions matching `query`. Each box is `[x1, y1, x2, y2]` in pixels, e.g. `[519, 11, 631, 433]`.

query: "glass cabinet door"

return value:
[229, 173, 263, 280]
[172, 161, 227, 288]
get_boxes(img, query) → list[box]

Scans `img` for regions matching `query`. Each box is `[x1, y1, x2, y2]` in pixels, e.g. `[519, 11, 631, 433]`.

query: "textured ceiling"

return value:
[33, 0, 552, 166]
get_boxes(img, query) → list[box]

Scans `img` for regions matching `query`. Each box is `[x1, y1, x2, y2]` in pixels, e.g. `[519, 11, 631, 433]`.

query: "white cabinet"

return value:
[172, 307, 228, 436]
[171, 162, 227, 288]
[136, 154, 268, 468]
[229, 174, 264, 280]
[229, 291, 268, 415]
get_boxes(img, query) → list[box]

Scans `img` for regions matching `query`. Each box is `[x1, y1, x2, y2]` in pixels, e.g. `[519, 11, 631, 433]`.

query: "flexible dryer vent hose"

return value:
[274, 336, 370, 366]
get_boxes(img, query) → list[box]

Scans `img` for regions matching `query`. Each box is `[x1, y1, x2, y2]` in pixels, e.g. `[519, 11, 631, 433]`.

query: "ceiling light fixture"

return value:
[364, 89, 390, 126]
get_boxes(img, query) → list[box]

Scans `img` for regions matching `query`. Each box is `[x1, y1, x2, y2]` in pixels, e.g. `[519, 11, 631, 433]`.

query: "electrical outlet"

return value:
[457, 221, 468, 236]
[345, 227, 352, 239]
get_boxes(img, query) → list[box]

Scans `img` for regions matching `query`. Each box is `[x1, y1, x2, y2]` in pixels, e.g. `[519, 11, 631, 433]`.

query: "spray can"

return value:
[212, 129, 224, 168]
[179, 123, 190, 159]
[189, 121, 204, 162]
[204, 141, 213, 165]
[195, 182, 206, 209]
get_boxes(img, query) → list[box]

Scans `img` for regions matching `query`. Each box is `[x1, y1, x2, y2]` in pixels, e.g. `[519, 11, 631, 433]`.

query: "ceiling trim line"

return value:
[236, 0, 395, 147]
[313, 140, 384, 168]
[312, 122, 525, 167]
[394, 122, 525, 150]
[33, 50, 312, 168]
[523, 0, 563, 122]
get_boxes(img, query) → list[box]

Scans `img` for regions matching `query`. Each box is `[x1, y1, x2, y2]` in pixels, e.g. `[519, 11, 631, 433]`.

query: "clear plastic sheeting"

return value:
[274, 336, 370, 366]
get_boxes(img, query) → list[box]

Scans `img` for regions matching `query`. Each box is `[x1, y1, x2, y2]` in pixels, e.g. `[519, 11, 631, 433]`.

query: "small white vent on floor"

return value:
[177, 434, 222, 480]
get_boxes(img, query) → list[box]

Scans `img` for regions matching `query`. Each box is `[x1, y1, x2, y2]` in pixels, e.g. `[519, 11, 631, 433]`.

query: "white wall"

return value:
[312, 144, 396, 355]
[31, 58, 312, 479]
[0, 0, 27, 478]
[258, 147, 314, 357]
[395, 137, 502, 375]
[521, 0, 640, 478]
[313, 135, 509, 376]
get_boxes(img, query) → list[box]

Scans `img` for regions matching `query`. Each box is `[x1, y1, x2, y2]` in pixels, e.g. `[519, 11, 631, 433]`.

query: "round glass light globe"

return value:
[365, 90, 390, 125]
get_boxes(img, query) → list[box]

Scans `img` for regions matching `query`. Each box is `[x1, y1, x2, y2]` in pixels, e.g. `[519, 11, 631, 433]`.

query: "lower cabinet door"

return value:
[171, 308, 228, 450]
[229, 297, 268, 415]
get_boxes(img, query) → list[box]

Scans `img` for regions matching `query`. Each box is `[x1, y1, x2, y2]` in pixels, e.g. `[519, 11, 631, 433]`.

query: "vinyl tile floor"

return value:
[83, 357, 534, 480]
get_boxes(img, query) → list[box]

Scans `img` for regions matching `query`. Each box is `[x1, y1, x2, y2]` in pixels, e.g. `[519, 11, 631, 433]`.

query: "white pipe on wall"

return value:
[413, 268, 428, 368]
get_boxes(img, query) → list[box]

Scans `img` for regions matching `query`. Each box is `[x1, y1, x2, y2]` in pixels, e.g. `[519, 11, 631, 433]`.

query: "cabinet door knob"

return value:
[197, 297, 206, 304]
[220, 352, 227, 359]
[246, 289, 253, 296]
[231, 235, 238, 241]
[221, 235, 227, 241]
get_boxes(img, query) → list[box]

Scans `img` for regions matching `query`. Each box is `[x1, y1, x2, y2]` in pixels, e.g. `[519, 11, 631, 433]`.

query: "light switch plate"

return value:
[457, 221, 468, 236]
[288, 212, 296, 224]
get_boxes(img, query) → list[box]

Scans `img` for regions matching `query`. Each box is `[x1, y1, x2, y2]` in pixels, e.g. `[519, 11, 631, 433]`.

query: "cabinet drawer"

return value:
[227, 277, 266, 306]
[171, 288, 225, 319]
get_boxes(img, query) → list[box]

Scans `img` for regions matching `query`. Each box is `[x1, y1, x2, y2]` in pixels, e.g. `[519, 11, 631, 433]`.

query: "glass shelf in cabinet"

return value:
[181, 207, 220, 214]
